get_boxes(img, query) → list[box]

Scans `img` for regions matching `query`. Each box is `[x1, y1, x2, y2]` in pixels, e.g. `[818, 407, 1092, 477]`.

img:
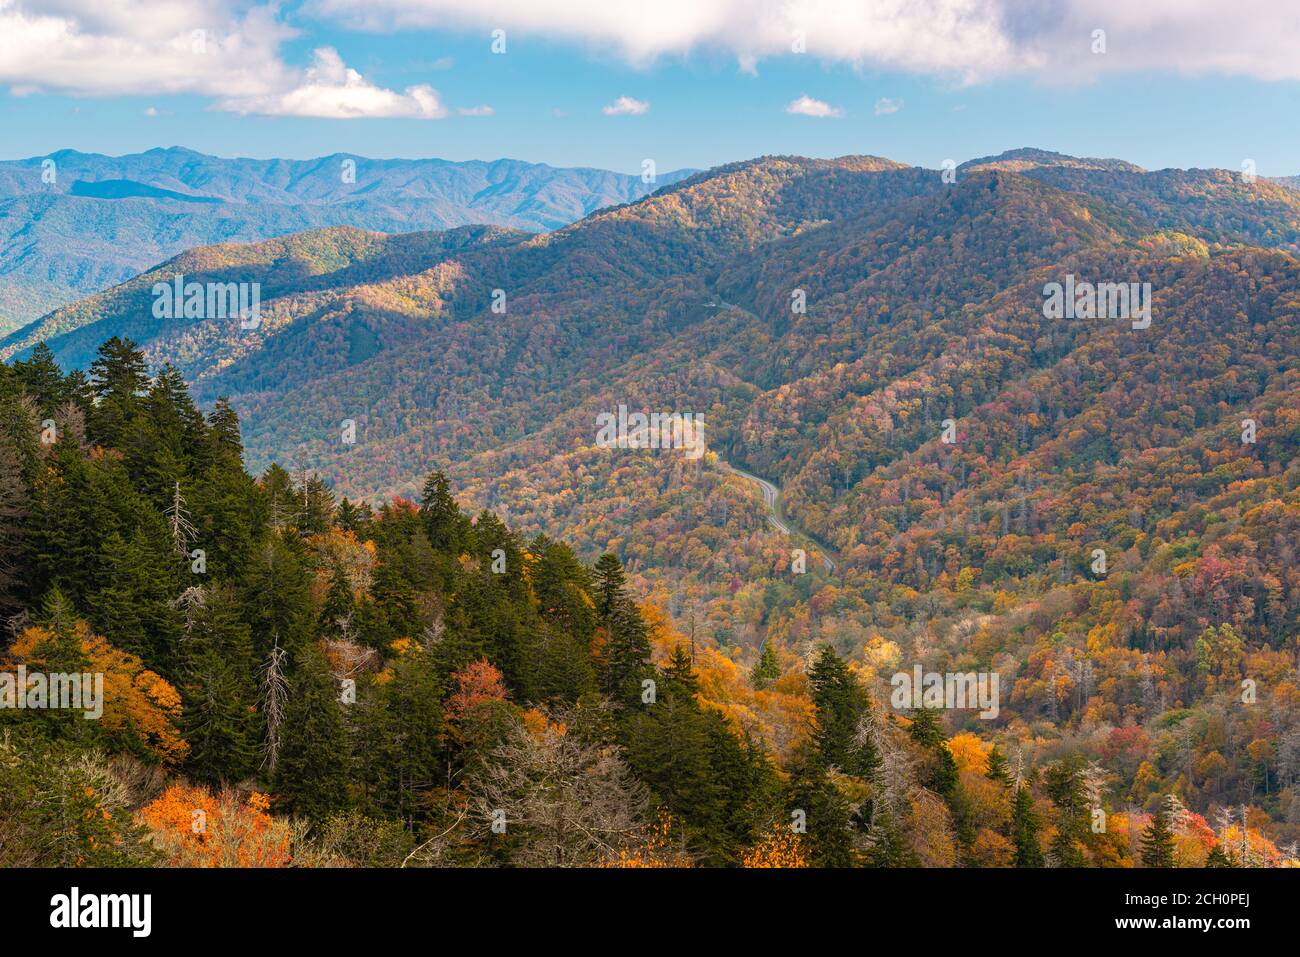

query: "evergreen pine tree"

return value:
[353, 647, 444, 826]
[809, 646, 879, 779]
[90, 515, 185, 671]
[87, 337, 147, 449]
[1044, 758, 1089, 867]
[11, 343, 69, 414]
[750, 640, 780, 689]
[601, 599, 653, 706]
[986, 744, 1012, 786]
[275, 648, 351, 818]
[1140, 803, 1176, 868]
[181, 585, 260, 784]
[1205, 844, 1234, 867]
[0, 438, 28, 611]
[593, 553, 627, 621]
[530, 536, 595, 645]
[319, 564, 355, 638]
[664, 643, 700, 695]
[420, 470, 465, 554]
[1011, 783, 1045, 867]
[784, 741, 860, 867]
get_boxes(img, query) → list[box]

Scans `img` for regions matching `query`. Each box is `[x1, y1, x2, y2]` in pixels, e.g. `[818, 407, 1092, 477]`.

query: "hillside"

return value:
[7, 148, 1300, 854]
[0, 147, 694, 334]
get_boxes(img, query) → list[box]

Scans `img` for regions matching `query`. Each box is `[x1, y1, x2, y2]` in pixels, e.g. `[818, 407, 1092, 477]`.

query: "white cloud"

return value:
[786, 95, 841, 118]
[602, 95, 648, 115]
[0, 1, 296, 98]
[309, 0, 1300, 84]
[457, 104, 493, 116]
[0, 1, 464, 117]
[874, 97, 902, 115]
[219, 47, 448, 118]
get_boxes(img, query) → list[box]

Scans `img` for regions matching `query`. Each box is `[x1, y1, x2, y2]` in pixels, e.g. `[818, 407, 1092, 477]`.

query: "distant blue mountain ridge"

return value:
[0, 147, 695, 334]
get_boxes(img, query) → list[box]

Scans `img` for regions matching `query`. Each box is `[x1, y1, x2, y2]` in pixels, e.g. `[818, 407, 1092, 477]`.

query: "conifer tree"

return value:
[336, 497, 365, 534]
[593, 553, 627, 621]
[319, 564, 355, 638]
[986, 744, 1012, 786]
[784, 741, 859, 867]
[602, 601, 653, 706]
[181, 584, 260, 784]
[11, 343, 69, 415]
[809, 646, 878, 778]
[530, 536, 595, 645]
[353, 647, 444, 825]
[908, 707, 973, 852]
[750, 640, 780, 689]
[420, 470, 465, 554]
[535, 627, 597, 705]
[1044, 758, 1089, 867]
[664, 643, 700, 696]
[90, 516, 185, 670]
[0, 438, 28, 611]
[242, 532, 314, 657]
[1140, 803, 1176, 868]
[1205, 844, 1234, 867]
[295, 473, 335, 537]
[275, 648, 351, 818]
[88, 336, 147, 449]
[1011, 783, 1045, 867]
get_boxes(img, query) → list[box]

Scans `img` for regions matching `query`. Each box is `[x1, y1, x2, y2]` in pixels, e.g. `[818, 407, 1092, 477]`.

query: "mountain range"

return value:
[0, 147, 694, 334]
[6, 145, 1300, 839]
[8, 143, 1298, 632]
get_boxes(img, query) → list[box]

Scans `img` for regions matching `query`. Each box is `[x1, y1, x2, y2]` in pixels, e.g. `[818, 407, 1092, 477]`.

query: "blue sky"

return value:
[2, 1, 1299, 175]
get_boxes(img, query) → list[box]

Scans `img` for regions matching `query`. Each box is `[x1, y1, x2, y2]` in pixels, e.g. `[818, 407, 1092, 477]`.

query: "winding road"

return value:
[703, 296, 839, 574]
[721, 461, 837, 573]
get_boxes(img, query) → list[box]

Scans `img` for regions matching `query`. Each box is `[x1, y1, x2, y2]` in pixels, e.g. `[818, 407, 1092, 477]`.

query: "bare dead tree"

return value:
[171, 585, 206, 639]
[164, 481, 197, 557]
[259, 640, 290, 774]
[465, 708, 651, 867]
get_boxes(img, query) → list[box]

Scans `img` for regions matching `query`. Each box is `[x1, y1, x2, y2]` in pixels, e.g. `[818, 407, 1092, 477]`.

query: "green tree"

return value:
[1044, 758, 1089, 867]
[1140, 803, 1176, 868]
[809, 646, 879, 778]
[275, 648, 351, 819]
[319, 564, 356, 638]
[750, 641, 780, 689]
[986, 745, 1012, 787]
[1011, 783, 1044, 867]
[180, 584, 260, 785]
[420, 470, 466, 556]
[1205, 844, 1234, 867]
[88, 336, 148, 449]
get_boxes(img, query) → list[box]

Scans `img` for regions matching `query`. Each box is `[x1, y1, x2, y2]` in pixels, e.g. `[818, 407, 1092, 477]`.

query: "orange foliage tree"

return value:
[138, 785, 293, 867]
[7, 621, 187, 764]
[742, 825, 809, 868]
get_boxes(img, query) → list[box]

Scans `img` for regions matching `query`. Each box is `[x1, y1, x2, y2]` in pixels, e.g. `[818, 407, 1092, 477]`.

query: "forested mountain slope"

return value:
[6, 150, 1300, 861]
[0, 147, 693, 334]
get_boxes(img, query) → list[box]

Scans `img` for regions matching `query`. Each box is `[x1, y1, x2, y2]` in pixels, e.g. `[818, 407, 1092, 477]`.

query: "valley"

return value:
[5, 147, 1300, 863]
